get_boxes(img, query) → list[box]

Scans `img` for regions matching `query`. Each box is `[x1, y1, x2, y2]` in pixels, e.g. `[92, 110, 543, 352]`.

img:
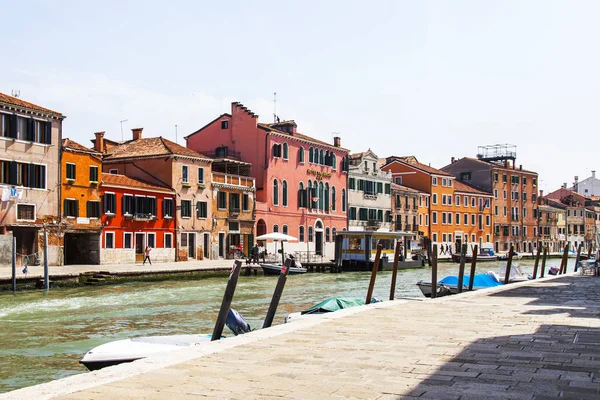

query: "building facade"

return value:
[60, 139, 103, 265]
[545, 187, 595, 252]
[391, 183, 421, 238]
[536, 197, 566, 253]
[442, 147, 539, 253]
[347, 150, 392, 232]
[0, 92, 65, 266]
[100, 173, 176, 264]
[185, 102, 349, 260]
[94, 128, 213, 260]
[570, 172, 600, 196]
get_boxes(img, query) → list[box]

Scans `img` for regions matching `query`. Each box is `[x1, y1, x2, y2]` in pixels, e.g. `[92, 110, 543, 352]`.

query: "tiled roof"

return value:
[385, 156, 454, 177]
[461, 157, 538, 175]
[391, 183, 423, 194]
[258, 123, 348, 151]
[454, 180, 492, 196]
[102, 173, 173, 192]
[104, 136, 211, 161]
[0, 92, 63, 117]
[62, 138, 99, 154]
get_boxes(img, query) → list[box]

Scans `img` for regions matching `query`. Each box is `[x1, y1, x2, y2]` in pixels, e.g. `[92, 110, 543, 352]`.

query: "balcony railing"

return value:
[367, 219, 381, 228]
[212, 172, 255, 189]
[363, 192, 377, 200]
[229, 207, 240, 216]
[132, 213, 157, 221]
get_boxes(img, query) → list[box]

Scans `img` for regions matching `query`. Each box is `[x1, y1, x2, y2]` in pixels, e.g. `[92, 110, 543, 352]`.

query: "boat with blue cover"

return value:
[416, 273, 503, 298]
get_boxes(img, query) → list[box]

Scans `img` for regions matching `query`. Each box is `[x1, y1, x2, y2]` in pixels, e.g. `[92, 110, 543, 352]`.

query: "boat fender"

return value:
[226, 308, 252, 336]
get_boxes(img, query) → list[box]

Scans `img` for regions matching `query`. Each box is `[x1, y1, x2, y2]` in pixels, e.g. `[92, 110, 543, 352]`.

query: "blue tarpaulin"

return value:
[439, 274, 503, 288]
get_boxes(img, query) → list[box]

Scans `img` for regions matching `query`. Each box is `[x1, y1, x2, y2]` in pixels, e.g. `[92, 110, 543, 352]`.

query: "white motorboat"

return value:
[498, 263, 531, 283]
[80, 309, 250, 371]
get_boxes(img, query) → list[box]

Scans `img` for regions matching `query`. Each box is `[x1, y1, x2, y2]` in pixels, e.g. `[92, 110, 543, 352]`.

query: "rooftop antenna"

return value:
[120, 119, 128, 142]
[175, 124, 178, 144]
[273, 92, 277, 124]
[11, 90, 20, 98]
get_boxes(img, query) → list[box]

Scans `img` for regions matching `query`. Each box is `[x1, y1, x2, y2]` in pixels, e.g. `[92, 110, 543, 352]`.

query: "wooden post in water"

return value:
[426, 238, 432, 267]
[43, 231, 49, 290]
[503, 244, 514, 284]
[263, 258, 293, 328]
[211, 260, 242, 341]
[431, 244, 438, 299]
[12, 236, 16, 293]
[389, 241, 402, 300]
[457, 243, 467, 293]
[540, 246, 548, 278]
[574, 243, 583, 273]
[468, 244, 478, 291]
[559, 243, 569, 275]
[532, 242, 541, 279]
[586, 242, 593, 260]
[365, 244, 382, 304]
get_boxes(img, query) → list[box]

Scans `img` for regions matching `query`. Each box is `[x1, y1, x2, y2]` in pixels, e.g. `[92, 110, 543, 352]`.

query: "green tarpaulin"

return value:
[301, 297, 366, 315]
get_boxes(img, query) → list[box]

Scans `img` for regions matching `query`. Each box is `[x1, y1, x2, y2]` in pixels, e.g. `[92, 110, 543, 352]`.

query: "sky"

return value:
[3, 0, 600, 194]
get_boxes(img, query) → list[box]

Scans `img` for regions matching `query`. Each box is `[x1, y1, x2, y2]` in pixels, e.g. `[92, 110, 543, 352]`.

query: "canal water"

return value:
[0, 259, 567, 393]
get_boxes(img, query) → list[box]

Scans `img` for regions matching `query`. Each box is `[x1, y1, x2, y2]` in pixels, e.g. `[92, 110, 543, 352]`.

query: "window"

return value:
[326, 227, 330, 242]
[442, 233, 447, 242]
[442, 178, 447, 187]
[282, 225, 288, 235]
[442, 194, 447, 205]
[217, 192, 227, 209]
[273, 180, 279, 205]
[273, 224, 279, 233]
[455, 213, 460, 225]
[448, 213, 453, 224]
[196, 201, 207, 218]
[359, 207, 368, 221]
[89, 166, 98, 182]
[182, 165, 189, 183]
[87, 201, 100, 218]
[109, 169, 118, 174]
[104, 193, 116, 214]
[349, 207, 357, 220]
[442, 212, 447, 224]
[425, 214, 429, 226]
[395, 176, 402, 185]
[471, 214, 476, 226]
[63, 199, 78, 217]
[432, 233, 437, 242]
[181, 200, 192, 218]
[486, 215, 491, 226]
[221, 120, 229, 129]
[502, 174, 507, 183]
[432, 194, 438, 204]
[282, 180, 288, 206]
[349, 178, 356, 190]
[523, 208, 527, 218]
[342, 189, 346, 212]
[463, 196, 468, 207]
[0, 162, 47, 189]
[494, 173, 499, 182]
[494, 189, 498, 199]
[494, 205, 498, 216]
[299, 147, 305, 163]
[164, 233, 173, 248]
[432, 177, 437, 186]
[272, 143, 282, 158]
[455, 195, 460, 205]
[309, 147, 314, 163]
[332, 228, 337, 240]
[471, 197, 476, 207]
[124, 232, 132, 249]
[105, 232, 114, 249]
[308, 227, 314, 241]
[331, 154, 337, 170]
[229, 193, 240, 213]
[331, 187, 336, 211]
[66, 163, 76, 180]
[299, 226, 305, 242]
[463, 213, 468, 225]
[198, 167, 204, 184]
[16, 204, 35, 221]
[163, 198, 174, 218]
[147, 233, 156, 248]
[432, 211, 438, 224]
[122, 195, 134, 215]
[283, 143, 288, 160]
[242, 194, 249, 211]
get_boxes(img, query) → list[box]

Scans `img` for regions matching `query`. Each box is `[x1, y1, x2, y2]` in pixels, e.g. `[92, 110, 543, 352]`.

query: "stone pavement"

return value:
[3, 273, 600, 400]
[0, 258, 248, 280]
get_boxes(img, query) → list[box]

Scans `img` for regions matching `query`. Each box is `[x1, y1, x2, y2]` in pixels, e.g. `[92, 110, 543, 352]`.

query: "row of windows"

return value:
[64, 199, 101, 218]
[180, 193, 250, 219]
[431, 212, 491, 227]
[432, 177, 453, 187]
[432, 194, 491, 209]
[0, 114, 52, 144]
[431, 233, 492, 244]
[348, 207, 392, 222]
[348, 178, 391, 195]
[181, 166, 204, 184]
[271, 142, 350, 172]
[494, 206, 530, 219]
[394, 194, 419, 209]
[66, 163, 99, 182]
[0, 161, 46, 189]
[271, 224, 338, 243]
[273, 180, 347, 212]
[493, 173, 537, 186]
[104, 232, 172, 249]
[103, 193, 174, 218]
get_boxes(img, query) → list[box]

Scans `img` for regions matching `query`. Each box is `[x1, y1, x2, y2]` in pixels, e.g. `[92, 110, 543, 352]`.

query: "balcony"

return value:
[363, 192, 377, 200]
[133, 213, 157, 221]
[212, 172, 255, 190]
[367, 219, 381, 228]
[405, 224, 413, 231]
[229, 207, 240, 217]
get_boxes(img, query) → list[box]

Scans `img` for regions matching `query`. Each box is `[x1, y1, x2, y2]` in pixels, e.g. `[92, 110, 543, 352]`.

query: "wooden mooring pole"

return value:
[263, 258, 292, 328]
[426, 238, 432, 267]
[503, 244, 514, 285]
[468, 244, 478, 291]
[540, 246, 548, 278]
[532, 243, 542, 279]
[559, 243, 569, 275]
[574, 243, 583, 273]
[365, 244, 382, 305]
[389, 241, 401, 300]
[431, 244, 438, 299]
[211, 260, 242, 341]
[457, 244, 467, 293]
[43, 231, 49, 290]
[12, 236, 16, 293]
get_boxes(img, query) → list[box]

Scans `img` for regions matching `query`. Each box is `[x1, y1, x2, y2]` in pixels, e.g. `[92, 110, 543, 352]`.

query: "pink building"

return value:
[186, 102, 349, 260]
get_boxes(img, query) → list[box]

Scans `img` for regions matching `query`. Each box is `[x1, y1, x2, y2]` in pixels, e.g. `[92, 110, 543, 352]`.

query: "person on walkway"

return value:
[143, 246, 152, 265]
[251, 243, 259, 264]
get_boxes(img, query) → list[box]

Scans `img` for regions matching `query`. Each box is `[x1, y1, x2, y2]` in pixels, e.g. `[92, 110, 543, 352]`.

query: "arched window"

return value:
[324, 183, 330, 211]
[272, 143, 281, 158]
[332, 227, 337, 240]
[282, 225, 288, 235]
[298, 147, 305, 163]
[283, 142, 288, 160]
[273, 179, 279, 205]
[282, 180, 288, 206]
[319, 149, 325, 165]
[331, 153, 337, 170]
[308, 147, 314, 163]
[340, 156, 345, 171]
[331, 186, 336, 211]
[342, 189, 346, 212]
[307, 181, 312, 209]
[298, 182, 305, 208]
[308, 226, 314, 242]
[385, 211, 391, 223]
[273, 224, 279, 233]
[325, 227, 330, 242]
[318, 182, 324, 210]
[299, 226, 305, 242]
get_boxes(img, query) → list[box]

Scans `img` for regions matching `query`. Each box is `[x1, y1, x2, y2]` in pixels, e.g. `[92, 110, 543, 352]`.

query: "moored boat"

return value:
[451, 247, 498, 262]
[498, 252, 523, 261]
[285, 297, 380, 323]
[261, 262, 307, 276]
[416, 273, 503, 298]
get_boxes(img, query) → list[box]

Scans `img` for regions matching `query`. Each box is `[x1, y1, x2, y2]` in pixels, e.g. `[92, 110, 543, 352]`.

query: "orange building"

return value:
[60, 139, 103, 264]
[381, 156, 493, 257]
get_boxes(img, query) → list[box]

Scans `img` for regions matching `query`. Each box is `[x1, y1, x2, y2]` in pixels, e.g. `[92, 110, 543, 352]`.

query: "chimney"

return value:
[519, 165, 522, 170]
[333, 136, 341, 147]
[563, 182, 567, 188]
[451, 156, 455, 163]
[94, 131, 105, 153]
[593, 170, 596, 179]
[574, 176, 579, 192]
[504, 160, 508, 168]
[132, 127, 143, 141]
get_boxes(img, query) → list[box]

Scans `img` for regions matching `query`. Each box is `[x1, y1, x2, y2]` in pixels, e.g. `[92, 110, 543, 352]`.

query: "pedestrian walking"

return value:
[251, 243, 259, 264]
[143, 246, 152, 265]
